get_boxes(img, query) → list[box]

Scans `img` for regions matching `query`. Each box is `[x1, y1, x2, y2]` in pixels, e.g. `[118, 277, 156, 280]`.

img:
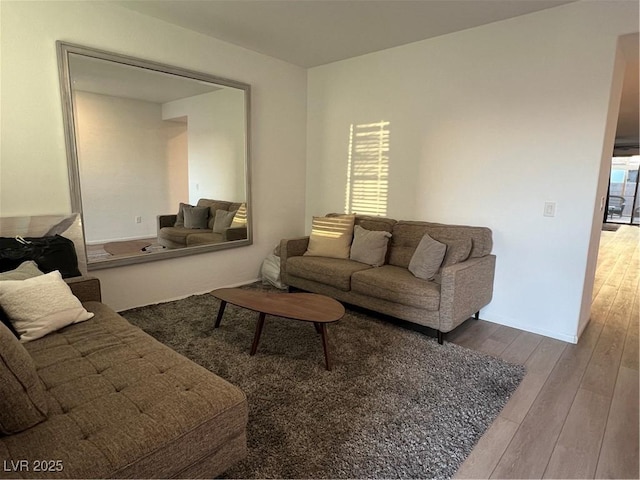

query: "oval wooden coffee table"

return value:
[211, 288, 345, 370]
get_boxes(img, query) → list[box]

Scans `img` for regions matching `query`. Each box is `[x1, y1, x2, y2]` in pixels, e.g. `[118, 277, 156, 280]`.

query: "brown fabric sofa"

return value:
[0, 277, 248, 479]
[157, 199, 247, 249]
[280, 215, 496, 343]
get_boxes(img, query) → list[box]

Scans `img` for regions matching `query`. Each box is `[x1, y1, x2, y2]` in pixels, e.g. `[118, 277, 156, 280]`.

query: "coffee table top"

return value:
[211, 288, 345, 323]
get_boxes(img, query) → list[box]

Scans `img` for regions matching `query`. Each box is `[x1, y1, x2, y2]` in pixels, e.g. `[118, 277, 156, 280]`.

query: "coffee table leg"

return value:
[319, 323, 332, 371]
[314, 322, 322, 334]
[250, 312, 266, 355]
[214, 300, 227, 328]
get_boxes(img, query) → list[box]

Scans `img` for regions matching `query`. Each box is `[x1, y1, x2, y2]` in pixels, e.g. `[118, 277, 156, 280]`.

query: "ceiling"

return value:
[69, 53, 223, 104]
[115, 0, 638, 146]
[116, 0, 576, 68]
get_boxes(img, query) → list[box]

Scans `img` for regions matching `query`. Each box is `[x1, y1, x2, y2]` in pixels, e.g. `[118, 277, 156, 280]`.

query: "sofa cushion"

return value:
[327, 213, 396, 233]
[6, 302, 248, 479]
[197, 199, 233, 229]
[389, 222, 492, 268]
[440, 237, 473, 268]
[355, 215, 396, 233]
[304, 215, 355, 259]
[287, 256, 371, 291]
[0, 321, 48, 434]
[158, 226, 208, 244]
[352, 265, 441, 310]
[350, 225, 392, 267]
[185, 232, 225, 246]
[408, 234, 446, 280]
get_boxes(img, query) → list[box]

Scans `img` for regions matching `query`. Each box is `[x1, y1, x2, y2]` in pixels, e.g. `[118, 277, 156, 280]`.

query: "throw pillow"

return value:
[230, 203, 248, 228]
[44, 213, 79, 236]
[408, 233, 447, 280]
[213, 209, 236, 233]
[349, 225, 392, 267]
[0, 271, 94, 343]
[304, 215, 356, 259]
[183, 205, 209, 229]
[0, 321, 49, 434]
[0, 261, 44, 339]
[174, 202, 190, 227]
[0, 260, 44, 281]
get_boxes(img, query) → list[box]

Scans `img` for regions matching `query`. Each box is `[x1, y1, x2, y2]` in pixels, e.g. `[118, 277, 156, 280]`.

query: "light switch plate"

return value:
[544, 201, 556, 217]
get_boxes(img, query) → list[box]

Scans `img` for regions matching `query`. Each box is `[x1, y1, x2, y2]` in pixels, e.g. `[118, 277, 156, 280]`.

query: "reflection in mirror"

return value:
[57, 42, 251, 269]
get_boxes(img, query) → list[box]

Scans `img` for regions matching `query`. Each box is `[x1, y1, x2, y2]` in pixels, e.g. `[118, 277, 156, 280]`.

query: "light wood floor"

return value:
[452, 225, 639, 479]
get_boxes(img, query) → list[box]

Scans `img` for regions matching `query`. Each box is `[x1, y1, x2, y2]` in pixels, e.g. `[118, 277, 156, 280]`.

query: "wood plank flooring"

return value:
[453, 225, 639, 479]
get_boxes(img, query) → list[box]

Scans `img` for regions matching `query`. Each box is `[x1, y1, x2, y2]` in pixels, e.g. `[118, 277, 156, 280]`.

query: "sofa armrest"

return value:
[279, 237, 309, 281]
[158, 214, 177, 229]
[223, 226, 248, 242]
[438, 254, 496, 333]
[65, 276, 102, 303]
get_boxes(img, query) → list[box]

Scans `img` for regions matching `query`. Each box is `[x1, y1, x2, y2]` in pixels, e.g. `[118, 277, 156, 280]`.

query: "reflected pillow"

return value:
[0, 271, 94, 343]
[349, 225, 391, 267]
[231, 203, 247, 228]
[408, 234, 446, 280]
[174, 202, 192, 227]
[183, 205, 209, 229]
[44, 213, 79, 236]
[213, 209, 236, 233]
[304, 215, 355, 259]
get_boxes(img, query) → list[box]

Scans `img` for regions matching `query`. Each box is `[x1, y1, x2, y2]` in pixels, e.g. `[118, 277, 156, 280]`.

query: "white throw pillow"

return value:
[408, 234, 447, 280]
[0, 271, 94, 343]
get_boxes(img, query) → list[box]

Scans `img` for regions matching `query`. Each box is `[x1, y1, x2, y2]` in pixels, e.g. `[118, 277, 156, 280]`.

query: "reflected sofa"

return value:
[280, 214, 496, 343]
[0, 277, 248, 479]
[157, 199, 247, 249]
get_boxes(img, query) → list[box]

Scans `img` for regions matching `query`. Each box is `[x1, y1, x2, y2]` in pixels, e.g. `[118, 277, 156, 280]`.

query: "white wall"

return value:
[162, 88, 246, 203]
[307, 0, 638, 342]
[75, 92, 187, 243]
[0, 0, 307, 310]
[165, 120, 190, 216]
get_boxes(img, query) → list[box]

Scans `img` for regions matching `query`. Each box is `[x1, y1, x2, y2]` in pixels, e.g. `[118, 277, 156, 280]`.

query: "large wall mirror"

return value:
[57, 42, 252, 269]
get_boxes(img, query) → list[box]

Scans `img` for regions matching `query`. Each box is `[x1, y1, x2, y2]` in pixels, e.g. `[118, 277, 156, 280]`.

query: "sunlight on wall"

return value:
[344, 121, 390, 216]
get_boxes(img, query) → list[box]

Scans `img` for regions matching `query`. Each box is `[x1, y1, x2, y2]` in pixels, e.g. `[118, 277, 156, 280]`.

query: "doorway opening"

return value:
[604, 155, 639, 226]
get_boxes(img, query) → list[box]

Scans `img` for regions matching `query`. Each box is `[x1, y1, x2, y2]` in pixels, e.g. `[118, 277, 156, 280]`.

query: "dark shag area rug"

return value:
[121, 284, 525, 479]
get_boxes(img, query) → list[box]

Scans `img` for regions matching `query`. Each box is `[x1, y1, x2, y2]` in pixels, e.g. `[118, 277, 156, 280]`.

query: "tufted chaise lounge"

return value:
[0, 277, 248, 479]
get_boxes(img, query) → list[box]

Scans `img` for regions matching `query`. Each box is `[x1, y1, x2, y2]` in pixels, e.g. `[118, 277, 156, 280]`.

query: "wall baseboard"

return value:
[480, 311, 578, 344]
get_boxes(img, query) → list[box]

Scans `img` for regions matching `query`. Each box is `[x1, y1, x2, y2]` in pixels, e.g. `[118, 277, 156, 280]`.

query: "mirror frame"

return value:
[56, 41, 252, 270]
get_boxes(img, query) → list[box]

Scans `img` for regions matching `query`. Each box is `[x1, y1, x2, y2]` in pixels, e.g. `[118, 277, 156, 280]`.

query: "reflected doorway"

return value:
[605, 155, 639, 226]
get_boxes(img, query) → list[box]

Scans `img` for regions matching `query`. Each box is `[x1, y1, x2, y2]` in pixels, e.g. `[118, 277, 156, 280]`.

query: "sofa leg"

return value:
[437, 330, 444, 344]
[474, 311, 480, 320]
